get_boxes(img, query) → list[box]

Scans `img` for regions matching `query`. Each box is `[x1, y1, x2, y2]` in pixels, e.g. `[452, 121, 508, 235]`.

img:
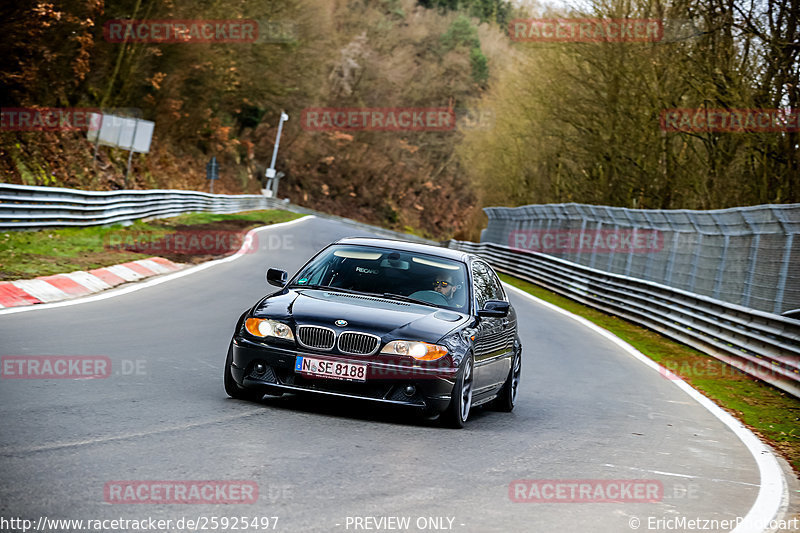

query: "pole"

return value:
[124, 118, 139, 188]
[269, 112, 288, 170]
[93, 113, 104, 173]
[265, 112, 289, 198]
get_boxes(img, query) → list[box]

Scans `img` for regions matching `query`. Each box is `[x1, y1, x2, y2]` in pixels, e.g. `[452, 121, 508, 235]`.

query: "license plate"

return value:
[295, 356, 367, 382]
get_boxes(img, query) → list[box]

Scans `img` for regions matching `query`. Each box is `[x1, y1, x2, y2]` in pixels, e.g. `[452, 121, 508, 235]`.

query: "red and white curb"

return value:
[0, 257, 184, 308]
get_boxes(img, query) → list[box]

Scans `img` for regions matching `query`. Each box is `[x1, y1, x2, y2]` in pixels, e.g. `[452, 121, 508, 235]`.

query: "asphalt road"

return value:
[0, 216, 778, 532]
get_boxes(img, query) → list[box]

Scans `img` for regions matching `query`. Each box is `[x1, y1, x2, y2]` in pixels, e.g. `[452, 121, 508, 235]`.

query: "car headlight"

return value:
[380, 340, 448, 361]
[244, 318, 295, 341]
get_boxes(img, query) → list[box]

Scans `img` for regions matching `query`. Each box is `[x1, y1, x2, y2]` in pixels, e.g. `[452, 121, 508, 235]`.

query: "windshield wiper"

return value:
[380, 293, 437, 306]
[288, 284, 377, 296]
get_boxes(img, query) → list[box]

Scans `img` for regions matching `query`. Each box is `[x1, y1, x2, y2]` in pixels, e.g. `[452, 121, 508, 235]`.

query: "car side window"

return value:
[487, 267, 506, 301]
[472, 261, 493, 309]
[472, 260, 505, 310]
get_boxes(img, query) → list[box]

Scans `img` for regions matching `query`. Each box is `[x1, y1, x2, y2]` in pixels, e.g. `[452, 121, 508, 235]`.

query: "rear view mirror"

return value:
[266, 268, 288, 287]
[477, 300, 509, 318]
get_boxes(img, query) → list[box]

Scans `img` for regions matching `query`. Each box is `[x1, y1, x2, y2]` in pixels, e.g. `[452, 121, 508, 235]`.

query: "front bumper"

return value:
[231, 337, 459, 412]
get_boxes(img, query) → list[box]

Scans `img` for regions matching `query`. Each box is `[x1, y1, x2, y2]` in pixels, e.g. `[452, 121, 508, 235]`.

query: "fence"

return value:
[448, 240, 800, 398]
[481, 203, 800, 315]
[0, 183, 276, 229]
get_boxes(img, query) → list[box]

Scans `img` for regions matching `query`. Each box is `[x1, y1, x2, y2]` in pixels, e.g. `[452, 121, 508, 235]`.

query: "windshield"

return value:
[290, 245, 469, 312]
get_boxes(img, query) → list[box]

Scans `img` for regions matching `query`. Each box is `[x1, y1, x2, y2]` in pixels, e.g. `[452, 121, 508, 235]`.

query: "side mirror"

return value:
[477, 299, 509, 318]
[266, 268, 288, 287]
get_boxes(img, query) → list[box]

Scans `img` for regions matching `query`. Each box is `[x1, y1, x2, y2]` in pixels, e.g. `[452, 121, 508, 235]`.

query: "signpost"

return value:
[264, 112, 289, 198]
[206, 156, 219, 193]
[88, 112, 154, 187]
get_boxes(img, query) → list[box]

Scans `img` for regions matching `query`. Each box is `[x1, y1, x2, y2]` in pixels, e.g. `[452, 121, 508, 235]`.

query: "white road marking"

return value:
[603, 463, 762, 487]
[0, 216, 313, 315]
[504, 282, 788, 533]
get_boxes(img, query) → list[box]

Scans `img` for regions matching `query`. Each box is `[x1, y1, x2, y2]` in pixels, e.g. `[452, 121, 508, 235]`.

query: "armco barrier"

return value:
[448, 240, 800, 398]
[0, 184, 436, 244]
[0, 183, 275, 229]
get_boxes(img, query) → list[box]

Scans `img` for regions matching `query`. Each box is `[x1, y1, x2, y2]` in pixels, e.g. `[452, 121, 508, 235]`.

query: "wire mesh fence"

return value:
[481, 203, 800, 315]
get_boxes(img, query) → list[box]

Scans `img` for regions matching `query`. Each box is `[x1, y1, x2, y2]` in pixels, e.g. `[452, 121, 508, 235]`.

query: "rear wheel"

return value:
[491, 344, 521, 412]
[441, 354, 473, 428]
[224, 344, 263, 402]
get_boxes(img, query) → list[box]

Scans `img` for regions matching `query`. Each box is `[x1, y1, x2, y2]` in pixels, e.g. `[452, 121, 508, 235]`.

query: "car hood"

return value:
[253, 289, 469, 342]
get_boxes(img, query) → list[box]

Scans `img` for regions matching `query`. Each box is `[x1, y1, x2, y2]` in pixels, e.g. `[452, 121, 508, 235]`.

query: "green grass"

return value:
[0, 210, 304, 280]
[160, 210, 301, 226]
[499, 273, 800, 473]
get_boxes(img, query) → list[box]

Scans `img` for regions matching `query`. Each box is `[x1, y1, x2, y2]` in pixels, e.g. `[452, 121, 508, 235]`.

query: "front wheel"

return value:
[441, 354, 474, 428]
[224, 344, 263, 402]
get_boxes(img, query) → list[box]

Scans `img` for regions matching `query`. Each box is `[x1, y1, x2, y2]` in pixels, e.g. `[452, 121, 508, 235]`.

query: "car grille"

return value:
[338, 332, 381, 355]
[297, 325, 335, 350]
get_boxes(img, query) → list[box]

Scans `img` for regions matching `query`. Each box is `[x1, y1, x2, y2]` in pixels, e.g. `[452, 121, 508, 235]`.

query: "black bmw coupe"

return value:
[224, 237, 521, 427]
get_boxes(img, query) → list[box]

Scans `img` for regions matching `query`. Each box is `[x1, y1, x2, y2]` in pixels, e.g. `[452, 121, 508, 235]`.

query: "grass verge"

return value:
[0, 210, 304, 280]
[500, 273, 800, 474]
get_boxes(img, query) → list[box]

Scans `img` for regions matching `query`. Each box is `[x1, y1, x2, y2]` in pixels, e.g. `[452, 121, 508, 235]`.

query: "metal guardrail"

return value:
[0, 183, 275, 229]
[0, 184, 437, 245]
[449, 240, 800, 398]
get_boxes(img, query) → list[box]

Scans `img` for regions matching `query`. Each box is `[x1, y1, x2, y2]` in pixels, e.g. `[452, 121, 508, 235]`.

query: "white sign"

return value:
[88, 113, 154, 154]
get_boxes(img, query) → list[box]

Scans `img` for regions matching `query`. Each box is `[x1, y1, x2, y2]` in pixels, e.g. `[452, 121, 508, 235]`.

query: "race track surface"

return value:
[0, 217, 771, 532]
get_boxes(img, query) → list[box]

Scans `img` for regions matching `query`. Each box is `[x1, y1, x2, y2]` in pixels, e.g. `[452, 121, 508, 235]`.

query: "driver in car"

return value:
[433, 272, 458, 302]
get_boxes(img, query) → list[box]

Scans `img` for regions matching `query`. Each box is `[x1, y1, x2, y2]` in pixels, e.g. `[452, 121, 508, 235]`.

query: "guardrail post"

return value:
[711, 213, 729, 300]
[688, 234, 703, 292]
[712, 234, 730, 300]
[590, 221, 602, 269]
[774, 234, 794, 315]
[625, 226, 636, 276]
[686, 213, 703, 293]
[665, 232, 681, 286]
[606, 222, 618, 273]
[741, 215, 760, 308]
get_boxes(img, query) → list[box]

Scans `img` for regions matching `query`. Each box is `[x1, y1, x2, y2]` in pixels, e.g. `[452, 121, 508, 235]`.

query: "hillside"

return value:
[1, 0, 797, 240]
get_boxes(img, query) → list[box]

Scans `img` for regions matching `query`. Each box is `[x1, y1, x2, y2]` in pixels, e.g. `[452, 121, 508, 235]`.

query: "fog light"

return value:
[254, 363, 266, 375]
[404, 385, 416, 397]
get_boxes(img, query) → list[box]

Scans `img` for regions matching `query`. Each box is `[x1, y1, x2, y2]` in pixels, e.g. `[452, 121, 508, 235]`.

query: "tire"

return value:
[224, 344, 264, 402]
[441, 354, 474, 428]
[491, 343, 521, 412]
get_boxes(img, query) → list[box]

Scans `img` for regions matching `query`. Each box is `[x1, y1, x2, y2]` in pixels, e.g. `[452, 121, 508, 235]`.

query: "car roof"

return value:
[333, 237, 473, 263]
